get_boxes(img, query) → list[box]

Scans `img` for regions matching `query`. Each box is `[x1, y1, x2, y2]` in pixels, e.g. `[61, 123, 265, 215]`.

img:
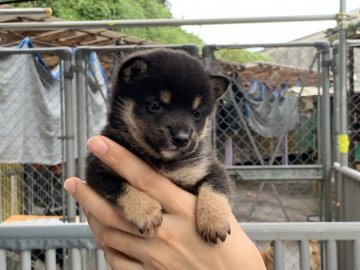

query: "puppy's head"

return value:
[109, 49, 229, 160]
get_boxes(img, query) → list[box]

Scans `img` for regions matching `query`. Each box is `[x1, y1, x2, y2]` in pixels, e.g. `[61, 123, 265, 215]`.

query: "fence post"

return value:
[318, 41, 332, 221]
[274, 240, 284, 270]
[336, 1, 350, 268]
[299, 240, 311, 270]
[75, 47, 89, 270]
[62, 48, 81, 270]
[62, 48, 77, 222]
[45, 249, 56, 270]
[0, 250, 6, 270]
[20, 250, 31, 270]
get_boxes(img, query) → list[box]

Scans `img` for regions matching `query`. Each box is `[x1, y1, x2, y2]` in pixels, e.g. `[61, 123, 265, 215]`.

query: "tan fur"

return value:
[199, 117, 211, 139]
[160, 158, 210, 187]
[160, 89, 171, 105]
[117, 184, 162, 236]
[260, 244, 274, 270]
[192, 96, 202, 110]
[259, 240, 320, 270]
[121, 99, 162, 159]
[309, 240, 320, 270]
[196, 183, 231, 243]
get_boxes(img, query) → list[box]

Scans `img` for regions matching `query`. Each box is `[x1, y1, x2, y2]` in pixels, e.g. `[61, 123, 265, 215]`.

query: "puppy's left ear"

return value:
[120, 56, 147, 82]
[210, 75, 230, 99]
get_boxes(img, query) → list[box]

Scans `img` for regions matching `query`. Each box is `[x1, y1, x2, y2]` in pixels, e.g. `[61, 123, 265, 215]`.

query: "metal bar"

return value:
[354, 239, 360, 270]
[0, 175, 2, 222]
[75, 49, 88, 223]
[0, 47, 73, 56]
[274, 240, 284, 270]
[81, 249, 88, 270]
[332, 42, 343, 222]
[326, 239, 337, 270]
[20, 250, 31, 270]
[337, 5, 349, 169]
[320, 42, 332, 221]
[0, 249, 6, 270]
[75, 44, 199, 55]
[227, 165, 323, 181]
[45, 249, 56, 270]
[62, 51, 81, 270]
[71, 248, 82, 270]
[334, 162, 360, 182]
[96, 249, 107, 270]
[63, 57, 77, 222]
[0, 7, 52, 17]
[10, 175, 16, 215]
[299, 240, 311, 270]
[241, 222, 360, 241]
[0, 222, 360, 249]
[0, 14, 337, 31]
[212, 41, 332, 49]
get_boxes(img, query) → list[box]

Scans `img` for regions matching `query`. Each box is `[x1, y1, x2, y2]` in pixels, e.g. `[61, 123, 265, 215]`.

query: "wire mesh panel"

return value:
[203, 44, 325, 224]
[0, 46, 75, 269]
[0, 50, 66, 220]
[348, 45, 360, 169]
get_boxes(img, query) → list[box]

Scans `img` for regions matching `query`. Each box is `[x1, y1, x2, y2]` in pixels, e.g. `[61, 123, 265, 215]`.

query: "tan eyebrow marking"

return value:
[160, 90, 171, 104]
[192, 96, 202, 110]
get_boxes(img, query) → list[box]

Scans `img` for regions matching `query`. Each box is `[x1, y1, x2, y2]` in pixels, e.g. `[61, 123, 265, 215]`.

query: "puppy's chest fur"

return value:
[159, 158, 210, 190]
[112, 130, 214, 194]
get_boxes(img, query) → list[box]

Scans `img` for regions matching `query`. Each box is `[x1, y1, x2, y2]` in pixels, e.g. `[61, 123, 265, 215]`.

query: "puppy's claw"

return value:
[117, 186, 163, 237]
[198, 222, 231, 244]
[136, 212, 163, 237]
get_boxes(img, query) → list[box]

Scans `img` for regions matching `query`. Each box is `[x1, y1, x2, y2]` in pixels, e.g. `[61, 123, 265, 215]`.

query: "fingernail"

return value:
[88, 137, 108, 155]
[64, 178, 76, 195]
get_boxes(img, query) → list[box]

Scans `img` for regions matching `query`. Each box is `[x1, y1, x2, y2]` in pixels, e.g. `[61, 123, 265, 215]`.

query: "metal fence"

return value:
[0, 47, 75, 268]
[0, 41, 354, 269]
[1, 222, 360, 270]
[202, 42, 330, 224]
[0, 7, 359, 269]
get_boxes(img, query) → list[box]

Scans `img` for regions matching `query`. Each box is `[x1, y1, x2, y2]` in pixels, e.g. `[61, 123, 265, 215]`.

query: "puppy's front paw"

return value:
[197, 207, 231, 244]
[117, 185, 163, 236]
[196, 184, 231, 244]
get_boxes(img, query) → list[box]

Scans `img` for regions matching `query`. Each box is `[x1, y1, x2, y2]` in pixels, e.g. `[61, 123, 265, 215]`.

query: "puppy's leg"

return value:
[117, 184, 163, 236]
[196, 183, 231, 244]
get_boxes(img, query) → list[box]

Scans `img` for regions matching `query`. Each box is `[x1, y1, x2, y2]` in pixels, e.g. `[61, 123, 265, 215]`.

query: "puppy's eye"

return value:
[147, 101, 162, 113]
[193, 110, 202, 120]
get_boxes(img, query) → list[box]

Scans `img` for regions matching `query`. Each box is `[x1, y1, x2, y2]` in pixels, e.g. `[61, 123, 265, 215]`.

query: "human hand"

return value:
[64, 135, 266, 270]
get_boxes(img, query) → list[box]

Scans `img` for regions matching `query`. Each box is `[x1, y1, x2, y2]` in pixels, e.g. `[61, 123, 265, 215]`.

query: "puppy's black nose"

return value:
[170, 130, 190, 147]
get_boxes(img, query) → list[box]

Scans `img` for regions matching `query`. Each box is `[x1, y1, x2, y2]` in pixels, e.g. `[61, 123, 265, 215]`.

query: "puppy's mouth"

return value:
[159, 140, 198, 160]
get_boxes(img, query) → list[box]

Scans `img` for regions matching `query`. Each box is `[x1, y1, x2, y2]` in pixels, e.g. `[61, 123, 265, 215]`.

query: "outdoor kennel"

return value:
[1, 2, 360, 270]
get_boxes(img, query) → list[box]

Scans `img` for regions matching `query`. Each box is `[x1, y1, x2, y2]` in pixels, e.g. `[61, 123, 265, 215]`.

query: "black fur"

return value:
[86, 49, 232, 242]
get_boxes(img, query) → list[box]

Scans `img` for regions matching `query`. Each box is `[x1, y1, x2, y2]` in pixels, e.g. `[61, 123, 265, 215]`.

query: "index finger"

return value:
[87, 135, 196, 215]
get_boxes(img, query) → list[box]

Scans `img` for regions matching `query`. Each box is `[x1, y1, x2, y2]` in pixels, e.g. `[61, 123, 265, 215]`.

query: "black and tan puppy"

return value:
[86, 49, 232, 243]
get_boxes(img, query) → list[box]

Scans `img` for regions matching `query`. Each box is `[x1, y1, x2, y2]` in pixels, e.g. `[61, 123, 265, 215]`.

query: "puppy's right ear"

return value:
[119, 56, 147, 82]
